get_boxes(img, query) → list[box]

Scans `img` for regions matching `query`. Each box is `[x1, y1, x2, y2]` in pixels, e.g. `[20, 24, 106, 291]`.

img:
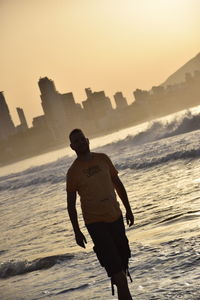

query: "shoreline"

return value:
[0, 120, 143, 168]
[1, 104, 200, 168]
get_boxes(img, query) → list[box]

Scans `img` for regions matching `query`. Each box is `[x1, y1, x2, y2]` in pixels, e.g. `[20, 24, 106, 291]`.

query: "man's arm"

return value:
[111, 174, 134, 227]
[67, 191, 87, 248]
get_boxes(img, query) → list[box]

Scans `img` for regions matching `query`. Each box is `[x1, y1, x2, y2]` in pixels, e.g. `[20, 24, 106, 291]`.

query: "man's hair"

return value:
[69, 128, 84, 142]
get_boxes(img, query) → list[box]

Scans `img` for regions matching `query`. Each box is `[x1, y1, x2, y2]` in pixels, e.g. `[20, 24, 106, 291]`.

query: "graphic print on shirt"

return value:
[83, 165, 102, 178]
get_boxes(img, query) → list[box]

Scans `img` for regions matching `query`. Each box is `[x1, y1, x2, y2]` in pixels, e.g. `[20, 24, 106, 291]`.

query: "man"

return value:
[66, 129, 134, 300]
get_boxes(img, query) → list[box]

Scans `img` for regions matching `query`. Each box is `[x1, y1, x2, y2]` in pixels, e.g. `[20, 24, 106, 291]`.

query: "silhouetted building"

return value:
[38, 77, 57, 95]
[85, 88, 93, 98]
[16, 107, 28, 132]
[32, 115, 47, 129]
[114, 92, 128, 109]
[61, 92, 83, 131]
[83, 88, 112, 119]
[1, 64, 200, 166]
[38, 77, 67, 139]
[61, 92, 82, 117]
[133, 89, 149, 102]
[61, 92, 75, 108]
[82, 88, 113, 131]
[32, 114, 56, 142]
[0, 92, 15, 140]
[151, 86, 164, 95]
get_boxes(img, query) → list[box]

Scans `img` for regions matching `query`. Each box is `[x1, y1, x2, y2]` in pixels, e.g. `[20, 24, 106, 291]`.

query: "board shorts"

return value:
[86, 215, 131, 277]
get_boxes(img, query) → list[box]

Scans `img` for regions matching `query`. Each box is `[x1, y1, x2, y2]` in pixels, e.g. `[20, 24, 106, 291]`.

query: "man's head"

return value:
[69, 129, 90, 155]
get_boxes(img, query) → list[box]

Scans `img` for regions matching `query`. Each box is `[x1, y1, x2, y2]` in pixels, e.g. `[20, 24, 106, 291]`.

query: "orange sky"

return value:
[1, 0, 200, 126]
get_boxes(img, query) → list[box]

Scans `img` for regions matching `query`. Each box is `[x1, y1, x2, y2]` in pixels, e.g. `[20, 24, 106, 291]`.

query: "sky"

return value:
[1, 0, 200, 126]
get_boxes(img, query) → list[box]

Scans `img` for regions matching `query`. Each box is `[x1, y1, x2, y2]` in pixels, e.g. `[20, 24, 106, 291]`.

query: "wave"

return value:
[55, 284, 89, 295]
[0, 250, 7, 256]
[0, 253, 74, 279]
[1, 139, 200, 191]
[0, 173, 66, 191]
[100, 110, 200, 149]
[115, 147, 200, 170]
[1, 110, 200, 191]
[0, 156, 71, 191]
[158, 210, 200, 225]
[132, 110, 200, 144]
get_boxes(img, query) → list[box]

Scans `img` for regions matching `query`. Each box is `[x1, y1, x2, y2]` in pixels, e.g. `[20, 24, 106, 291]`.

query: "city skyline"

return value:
[1, 67, 200, 165]
[1, 79, 130, 129]
[1, 48, 200, 134]
[1, 0, 200, 125]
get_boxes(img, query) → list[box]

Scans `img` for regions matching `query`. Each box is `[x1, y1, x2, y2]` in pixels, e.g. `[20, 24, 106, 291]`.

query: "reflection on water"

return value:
[1, 111, 200, 299]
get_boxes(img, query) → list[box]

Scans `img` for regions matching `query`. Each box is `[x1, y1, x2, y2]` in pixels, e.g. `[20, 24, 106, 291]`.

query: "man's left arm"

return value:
[112, 174, 134, 227]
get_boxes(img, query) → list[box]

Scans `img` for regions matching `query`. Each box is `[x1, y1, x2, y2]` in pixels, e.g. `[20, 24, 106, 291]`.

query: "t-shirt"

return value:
[66, 152, 122, 224]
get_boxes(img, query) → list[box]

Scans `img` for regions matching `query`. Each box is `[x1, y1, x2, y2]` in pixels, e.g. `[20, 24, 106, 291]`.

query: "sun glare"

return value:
[127, 0, 192, 28]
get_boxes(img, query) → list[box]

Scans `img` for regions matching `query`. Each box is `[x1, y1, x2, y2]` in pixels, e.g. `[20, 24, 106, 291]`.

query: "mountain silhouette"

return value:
[161, 52, 200, 87]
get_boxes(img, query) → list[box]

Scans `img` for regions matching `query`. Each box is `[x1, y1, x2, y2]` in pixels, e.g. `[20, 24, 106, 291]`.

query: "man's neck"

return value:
[77, 151, 93, 161]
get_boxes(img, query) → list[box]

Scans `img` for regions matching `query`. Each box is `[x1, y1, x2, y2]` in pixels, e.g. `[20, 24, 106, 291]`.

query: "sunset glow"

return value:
[1, 0, 200, 125]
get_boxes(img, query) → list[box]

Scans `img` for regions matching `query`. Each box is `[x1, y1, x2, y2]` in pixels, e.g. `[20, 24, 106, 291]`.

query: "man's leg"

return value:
[87, 219, 132, 299]
[112, 271, 133, 300]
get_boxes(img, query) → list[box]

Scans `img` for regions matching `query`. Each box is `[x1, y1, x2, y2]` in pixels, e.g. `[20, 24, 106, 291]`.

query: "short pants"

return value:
[86, 215, 131, 277]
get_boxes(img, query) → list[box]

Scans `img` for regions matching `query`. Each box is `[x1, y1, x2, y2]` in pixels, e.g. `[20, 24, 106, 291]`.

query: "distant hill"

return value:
[161, 52, 200, 87]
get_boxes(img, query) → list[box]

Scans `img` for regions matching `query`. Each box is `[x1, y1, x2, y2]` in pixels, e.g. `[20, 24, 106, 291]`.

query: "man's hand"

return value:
[126, 210, 134, 227]
[75, 231, 87, 248]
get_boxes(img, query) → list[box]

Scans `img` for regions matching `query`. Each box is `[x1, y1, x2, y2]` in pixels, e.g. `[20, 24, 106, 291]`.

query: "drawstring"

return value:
[111, 277, 115, 295]
[110, 268, 132, 296]
[127, 268, 133, 283]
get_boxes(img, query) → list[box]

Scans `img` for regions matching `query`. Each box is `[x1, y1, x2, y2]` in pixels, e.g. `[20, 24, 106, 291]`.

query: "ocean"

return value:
[0, 108, 200, 300]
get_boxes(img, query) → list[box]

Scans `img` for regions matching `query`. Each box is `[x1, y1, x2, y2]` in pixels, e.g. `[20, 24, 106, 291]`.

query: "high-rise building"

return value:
[16, 107, 28, 131]
[38, 77, 67, 139]
[0, 92, 15, 140]
[114, 92, 128, 109]
[85, 88, 92, 98]
[82, 88, 113, 120]
[61, 92, 83, 130]
[61, 92, 76, 111]
[38, 77, 57, 95]
[82, 89, 113, 132]
[133, 89, 149, 102]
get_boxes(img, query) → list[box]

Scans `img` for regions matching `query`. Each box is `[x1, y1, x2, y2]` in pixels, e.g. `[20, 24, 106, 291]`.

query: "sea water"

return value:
[0, 109, 200, 300]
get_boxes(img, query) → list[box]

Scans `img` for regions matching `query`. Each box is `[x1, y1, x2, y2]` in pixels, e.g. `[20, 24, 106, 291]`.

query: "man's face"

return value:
[70, 131, 90, 154]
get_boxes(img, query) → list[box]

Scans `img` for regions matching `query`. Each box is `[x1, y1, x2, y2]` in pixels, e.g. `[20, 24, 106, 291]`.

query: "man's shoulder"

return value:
[67, 159, 78, 175]
[93, 152, 118, 174]
[67, 153, 111, 175]
[92, 152, 110, 159]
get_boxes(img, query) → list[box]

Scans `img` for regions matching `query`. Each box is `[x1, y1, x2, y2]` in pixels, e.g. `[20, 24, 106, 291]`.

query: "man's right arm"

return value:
[67, 191, 87, 248]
